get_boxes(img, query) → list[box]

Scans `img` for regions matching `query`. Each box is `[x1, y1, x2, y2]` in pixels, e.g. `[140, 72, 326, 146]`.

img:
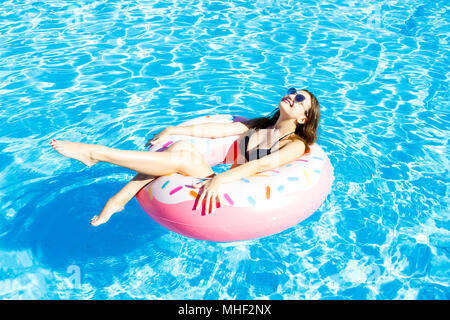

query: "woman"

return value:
[51, 87, 320, 226]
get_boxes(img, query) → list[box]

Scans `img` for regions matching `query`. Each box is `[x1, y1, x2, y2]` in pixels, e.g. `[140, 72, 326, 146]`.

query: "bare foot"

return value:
[90, 199, 125, 227]
[50, 139, 99, 167]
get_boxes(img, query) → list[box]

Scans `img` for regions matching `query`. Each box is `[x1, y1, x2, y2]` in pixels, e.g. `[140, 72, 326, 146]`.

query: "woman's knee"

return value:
[164, 140, 213, 176]
[176, 154, 214, 177]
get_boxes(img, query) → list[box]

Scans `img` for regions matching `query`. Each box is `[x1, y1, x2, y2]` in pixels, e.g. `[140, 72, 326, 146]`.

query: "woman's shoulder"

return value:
[284, 136, 309, 154]
[279, 135, 307, 151]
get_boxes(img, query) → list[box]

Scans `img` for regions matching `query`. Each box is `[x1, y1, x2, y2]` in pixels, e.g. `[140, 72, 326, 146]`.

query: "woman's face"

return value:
[278, 89, 312, 124]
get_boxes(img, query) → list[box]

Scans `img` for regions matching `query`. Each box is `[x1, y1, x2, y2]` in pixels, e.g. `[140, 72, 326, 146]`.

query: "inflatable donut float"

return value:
[136, 114, 334, 242]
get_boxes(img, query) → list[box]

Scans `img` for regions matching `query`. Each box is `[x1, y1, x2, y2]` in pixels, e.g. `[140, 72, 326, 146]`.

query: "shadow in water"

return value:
[1, 170, 166, 271]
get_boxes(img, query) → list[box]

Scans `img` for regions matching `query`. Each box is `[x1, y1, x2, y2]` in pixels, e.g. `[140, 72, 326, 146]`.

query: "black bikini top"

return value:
[244, 131, 295, 161]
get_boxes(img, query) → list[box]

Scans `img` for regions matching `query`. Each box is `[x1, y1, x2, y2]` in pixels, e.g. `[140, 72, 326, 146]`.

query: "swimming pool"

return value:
[0, 0, 448, 299]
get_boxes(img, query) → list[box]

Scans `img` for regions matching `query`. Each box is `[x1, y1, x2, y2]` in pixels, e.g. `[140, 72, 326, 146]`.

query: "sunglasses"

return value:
[286, 87, 306, 103]
[286, 87, 309, 120]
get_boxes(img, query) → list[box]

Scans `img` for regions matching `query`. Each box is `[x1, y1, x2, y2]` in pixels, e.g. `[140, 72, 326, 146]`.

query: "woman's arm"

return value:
[147, 121, 249, 146]
[216, 139, 306, 183]
[168, 121, 249, 138]
[194, 140, 306, 214]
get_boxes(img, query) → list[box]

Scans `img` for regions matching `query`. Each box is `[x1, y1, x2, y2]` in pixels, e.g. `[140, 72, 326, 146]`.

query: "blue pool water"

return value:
[0, 0, 448, 299]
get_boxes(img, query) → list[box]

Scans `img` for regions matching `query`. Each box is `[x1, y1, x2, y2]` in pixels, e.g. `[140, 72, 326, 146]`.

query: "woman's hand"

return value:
[193, 176, 223, 215]
[145, 127, 173, 147]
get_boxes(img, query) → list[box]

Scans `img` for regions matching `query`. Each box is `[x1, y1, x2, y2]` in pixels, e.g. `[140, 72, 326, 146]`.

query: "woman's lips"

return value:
[282, 99, 292, 107]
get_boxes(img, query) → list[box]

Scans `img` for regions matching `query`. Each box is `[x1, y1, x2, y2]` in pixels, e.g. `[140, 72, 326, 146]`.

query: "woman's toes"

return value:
[90, 215, 102, 226]
[50, 140, 98, 167]
[90, 201, 125, 227]
[50, 140, 59, 150]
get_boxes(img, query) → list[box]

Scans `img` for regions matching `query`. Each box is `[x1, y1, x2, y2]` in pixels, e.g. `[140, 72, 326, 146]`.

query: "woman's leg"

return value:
[50, 139, 214, 178]
[50, 139, 215, 226]
[91, 173, 155, 226]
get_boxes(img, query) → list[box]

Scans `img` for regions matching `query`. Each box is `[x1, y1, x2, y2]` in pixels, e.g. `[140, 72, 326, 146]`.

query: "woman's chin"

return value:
[278, 103, 289, 113]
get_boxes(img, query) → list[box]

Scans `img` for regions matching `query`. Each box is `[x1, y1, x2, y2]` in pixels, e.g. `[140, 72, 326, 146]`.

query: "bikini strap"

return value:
[269, 131, 295, 149]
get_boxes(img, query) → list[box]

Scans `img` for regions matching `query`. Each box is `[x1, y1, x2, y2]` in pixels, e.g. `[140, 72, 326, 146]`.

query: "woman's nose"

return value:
[285, 95, 294, 102]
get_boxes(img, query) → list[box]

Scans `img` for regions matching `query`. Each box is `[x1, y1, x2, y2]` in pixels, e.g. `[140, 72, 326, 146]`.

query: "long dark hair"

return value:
[244, 89, 320, 153]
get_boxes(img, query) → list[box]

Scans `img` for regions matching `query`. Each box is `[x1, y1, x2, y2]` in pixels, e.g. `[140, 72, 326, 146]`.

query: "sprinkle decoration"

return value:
[161, 181, 170, 189]
[241, 178, 250, 183]
[169, 186, 183, 195]
[313, 156, 323, 160]
[189, 190, 198, 199]
[287, 177, 299, 181]
[224, 193, 234, 205]
[248, 196, 256, 206]
[155, 140, 174, 152]
[277, 185, 285, 192]
[265, 186, 271, 199]
[295, 159, 309, 162]
[304, 170, 310, 185]
[162, 141, 173, 148]
[148, 186, 153, 200]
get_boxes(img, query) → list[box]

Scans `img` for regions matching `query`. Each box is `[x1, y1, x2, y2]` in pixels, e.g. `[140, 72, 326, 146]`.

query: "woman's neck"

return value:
[272, 116, 297, 136]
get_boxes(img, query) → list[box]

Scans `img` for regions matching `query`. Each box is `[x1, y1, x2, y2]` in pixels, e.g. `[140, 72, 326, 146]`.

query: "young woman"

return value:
[51, 88, 320, 226]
